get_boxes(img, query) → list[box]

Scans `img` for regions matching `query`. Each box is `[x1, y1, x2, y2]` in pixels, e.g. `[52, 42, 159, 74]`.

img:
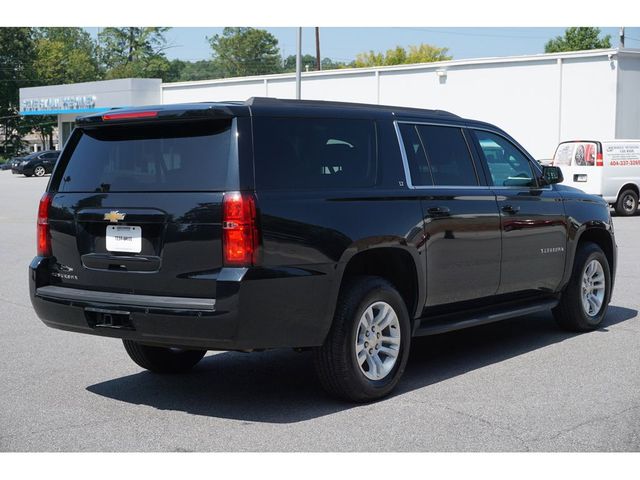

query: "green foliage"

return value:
[321, 57, 352, 70]
[355, 44, 452, 67]
[33, 28, 101, 85]
[209, 27, 282, 77]
[164, 59, 224, 82]
[99, 27, 171, 79]
[282, 55, 353, 72]
[545, 27, 612, 53]
[0, 27, 35, 156]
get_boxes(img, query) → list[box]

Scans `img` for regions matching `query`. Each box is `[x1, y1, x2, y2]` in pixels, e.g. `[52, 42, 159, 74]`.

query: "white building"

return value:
[19, 48, 640, 160]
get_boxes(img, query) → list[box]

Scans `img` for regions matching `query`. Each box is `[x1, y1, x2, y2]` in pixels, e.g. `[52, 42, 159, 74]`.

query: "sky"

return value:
[84, 27, 640, 63]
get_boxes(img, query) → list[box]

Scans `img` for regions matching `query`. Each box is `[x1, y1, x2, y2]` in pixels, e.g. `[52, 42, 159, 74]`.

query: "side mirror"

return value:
[542, 166, 563, 185]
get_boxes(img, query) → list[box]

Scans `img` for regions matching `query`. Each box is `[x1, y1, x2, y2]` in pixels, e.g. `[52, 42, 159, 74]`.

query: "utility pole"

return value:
[296, 27, 302, 99]
[619, 27, 625, 48]
[315, 27, 321, 71]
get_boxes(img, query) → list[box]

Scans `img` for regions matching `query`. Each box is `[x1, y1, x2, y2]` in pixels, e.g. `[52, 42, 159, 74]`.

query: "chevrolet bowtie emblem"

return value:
[104, 211, 126, 223]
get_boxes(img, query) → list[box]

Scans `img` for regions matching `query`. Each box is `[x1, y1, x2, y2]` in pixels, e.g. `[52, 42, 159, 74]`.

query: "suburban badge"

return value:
[104, 211, 126, 223]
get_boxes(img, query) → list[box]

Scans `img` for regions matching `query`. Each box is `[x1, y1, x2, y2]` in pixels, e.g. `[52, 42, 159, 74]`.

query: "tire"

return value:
[614, 189, 638, 216]
[553, 242, 611, 332]
[33, 165, 46, 177]
[122, 340, 206, 373]
[313, 276, 411, 402]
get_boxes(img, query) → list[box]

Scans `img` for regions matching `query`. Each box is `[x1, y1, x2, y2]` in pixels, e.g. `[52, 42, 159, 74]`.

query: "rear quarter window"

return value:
[252, 117, 377, 190]
[54, 120, 234, 192]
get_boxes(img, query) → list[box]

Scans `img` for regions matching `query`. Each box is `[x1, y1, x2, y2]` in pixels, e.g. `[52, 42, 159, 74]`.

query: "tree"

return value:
[98, 27, 172, 79]
[0, 27, 35, 157]
[209, 27, 282, 78]
[24, 28, 102, 149]
[33, 28, 101, 85]
[545, 27, 611, 53]
[165, 59, 224, 82]
[283, 54, 318, 72]
[321, 57, 352, 70]
[354, 44, 452, 67]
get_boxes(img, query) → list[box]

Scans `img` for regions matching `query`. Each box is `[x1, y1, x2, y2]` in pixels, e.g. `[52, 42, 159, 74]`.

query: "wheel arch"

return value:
[561, 224, 616, 292]
[322, 243, 425, 342]
[615, 183, 639, 202]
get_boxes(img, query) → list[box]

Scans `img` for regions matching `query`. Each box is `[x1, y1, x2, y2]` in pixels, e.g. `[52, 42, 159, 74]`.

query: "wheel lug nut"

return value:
[368, 349, 373, 354]
[364, 342, 369, 348]
[365, 331, 369, 337]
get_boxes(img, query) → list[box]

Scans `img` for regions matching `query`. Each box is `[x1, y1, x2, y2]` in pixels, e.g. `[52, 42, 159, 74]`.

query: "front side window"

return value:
[253, 117, 377, 190]
[474, 130, 537, 187]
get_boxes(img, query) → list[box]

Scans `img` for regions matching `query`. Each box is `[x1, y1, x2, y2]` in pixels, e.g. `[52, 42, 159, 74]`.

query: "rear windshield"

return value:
[55, 120, 234, 192]
[253, 117, 377, 190]
[553, 142, 598, 166]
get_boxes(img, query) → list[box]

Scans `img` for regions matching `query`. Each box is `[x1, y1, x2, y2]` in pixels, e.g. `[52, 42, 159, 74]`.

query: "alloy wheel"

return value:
[354, 301, 401, 381]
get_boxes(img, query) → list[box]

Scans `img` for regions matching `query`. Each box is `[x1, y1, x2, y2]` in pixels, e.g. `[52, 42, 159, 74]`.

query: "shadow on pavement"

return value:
[86, 305, 637, 424]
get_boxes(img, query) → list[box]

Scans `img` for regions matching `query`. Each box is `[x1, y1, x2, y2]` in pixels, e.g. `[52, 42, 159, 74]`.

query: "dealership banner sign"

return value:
[20, 95, 100, 115]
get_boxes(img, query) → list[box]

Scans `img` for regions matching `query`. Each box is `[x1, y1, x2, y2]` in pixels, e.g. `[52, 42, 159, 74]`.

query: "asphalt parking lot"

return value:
[0, 170, 638, 452]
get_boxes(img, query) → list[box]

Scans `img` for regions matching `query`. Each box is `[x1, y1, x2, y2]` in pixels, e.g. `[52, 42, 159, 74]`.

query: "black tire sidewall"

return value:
[616, 189, 638, 216]
[569, 245, 611, 329]
[343, 280, 411, 399]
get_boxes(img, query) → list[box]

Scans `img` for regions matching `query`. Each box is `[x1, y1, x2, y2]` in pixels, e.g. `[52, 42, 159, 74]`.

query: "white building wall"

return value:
[162, 79, 266, 103]
[559, 56, 618, 145]
[159, 50, 640, 161]
[378, 60, 562, 159]
[616, 53, 640, 139]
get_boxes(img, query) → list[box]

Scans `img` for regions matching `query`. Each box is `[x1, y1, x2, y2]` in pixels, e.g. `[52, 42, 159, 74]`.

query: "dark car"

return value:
[2, 155, 28, 171]
[29, 98, 616, 401]
[12, 150, 60, 177]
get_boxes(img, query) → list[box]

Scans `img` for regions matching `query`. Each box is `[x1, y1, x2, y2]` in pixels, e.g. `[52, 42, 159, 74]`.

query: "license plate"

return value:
[106, 225, 142, 253]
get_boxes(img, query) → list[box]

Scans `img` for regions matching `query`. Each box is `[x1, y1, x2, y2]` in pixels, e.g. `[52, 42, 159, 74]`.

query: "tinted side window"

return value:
[474, 130, 537, 187]
[398, 123, 432, 186]
[253, 117, 376, 190]
[415, 125, 478, 186]
[56, 120, 233, 192]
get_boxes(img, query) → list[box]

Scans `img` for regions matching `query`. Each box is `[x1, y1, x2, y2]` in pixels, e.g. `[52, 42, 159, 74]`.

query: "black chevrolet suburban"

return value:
[30, 98, 616, 402]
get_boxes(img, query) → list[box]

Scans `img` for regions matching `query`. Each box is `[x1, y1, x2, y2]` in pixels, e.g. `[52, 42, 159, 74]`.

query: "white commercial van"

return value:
[552, 140, 640, 216]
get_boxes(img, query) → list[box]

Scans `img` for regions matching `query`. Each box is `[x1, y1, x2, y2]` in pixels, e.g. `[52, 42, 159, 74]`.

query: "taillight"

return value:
[222, 192, 259, 266]
[596, 152, 604, 166]
[37, 192, 53, 257]
[102, 111, 158, 121]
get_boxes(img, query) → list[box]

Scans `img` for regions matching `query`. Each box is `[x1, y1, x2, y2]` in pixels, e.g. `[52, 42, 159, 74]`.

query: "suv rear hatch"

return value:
[45, 111, 243, 299]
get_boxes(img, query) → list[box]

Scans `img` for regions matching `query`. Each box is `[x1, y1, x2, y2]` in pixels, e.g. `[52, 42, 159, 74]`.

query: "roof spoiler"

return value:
[76, 104, 238, 126]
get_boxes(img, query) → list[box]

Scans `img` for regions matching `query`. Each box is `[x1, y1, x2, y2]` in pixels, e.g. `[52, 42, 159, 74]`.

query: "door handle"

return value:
[502, 205, 520, 214]
[427, 206, 450, 217]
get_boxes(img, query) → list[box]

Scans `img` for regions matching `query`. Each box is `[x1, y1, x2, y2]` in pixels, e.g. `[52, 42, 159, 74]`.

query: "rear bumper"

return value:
[29, 257, 334, 351]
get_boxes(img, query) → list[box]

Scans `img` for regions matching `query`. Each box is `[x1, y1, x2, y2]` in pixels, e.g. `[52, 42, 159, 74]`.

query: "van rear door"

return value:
[46, 116, 241, 298]
[553, 141, 603, 196]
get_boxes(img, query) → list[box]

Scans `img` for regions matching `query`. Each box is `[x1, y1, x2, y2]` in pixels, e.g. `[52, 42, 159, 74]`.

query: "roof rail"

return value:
[245, 97, 460, 118]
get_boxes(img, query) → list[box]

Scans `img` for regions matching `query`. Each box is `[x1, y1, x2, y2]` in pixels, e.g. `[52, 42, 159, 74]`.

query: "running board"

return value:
[413, 298, 559, 337]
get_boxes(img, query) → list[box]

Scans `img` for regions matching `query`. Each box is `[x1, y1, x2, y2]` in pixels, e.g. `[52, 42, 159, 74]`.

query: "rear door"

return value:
[471, 129, 567, 294]
[552, 141, 604, 196]
[396, 121, 502, 307]
[47, 117, 240, 298]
